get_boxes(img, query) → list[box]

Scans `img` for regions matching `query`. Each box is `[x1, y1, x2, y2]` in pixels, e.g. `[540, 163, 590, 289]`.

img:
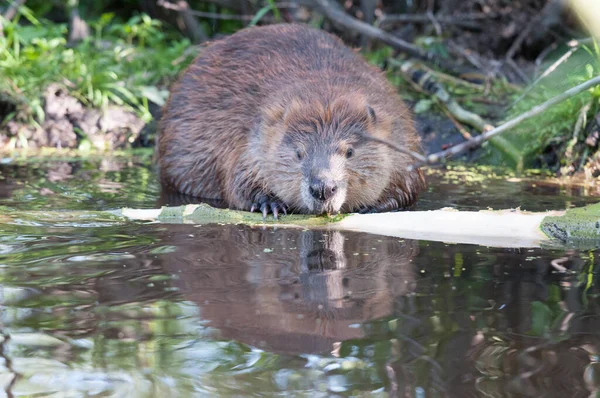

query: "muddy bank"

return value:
[0, 84, 153, 151]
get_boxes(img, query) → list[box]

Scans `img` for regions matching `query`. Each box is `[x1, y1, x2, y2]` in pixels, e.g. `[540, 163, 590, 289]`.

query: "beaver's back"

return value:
[165, 23, 391, 118]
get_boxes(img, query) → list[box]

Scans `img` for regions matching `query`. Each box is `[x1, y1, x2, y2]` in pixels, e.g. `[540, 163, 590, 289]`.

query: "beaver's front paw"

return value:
[250, 194, 288, 220]
[358, 198, 401, 214]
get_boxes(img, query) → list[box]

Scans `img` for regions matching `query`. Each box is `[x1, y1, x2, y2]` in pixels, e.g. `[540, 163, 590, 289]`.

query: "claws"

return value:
[358, 206, 374, 214]
[260, 202, 269, 219]
[249, 195, 287, 220]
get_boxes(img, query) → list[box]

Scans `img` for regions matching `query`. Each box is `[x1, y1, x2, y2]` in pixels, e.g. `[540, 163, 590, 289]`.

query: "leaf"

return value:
[99, 12, 115, 26]
[586, 63, 595, 79]
[249, 5, 274, 27]
[140, 85, 168, 106]
[414, 99, 433, 114]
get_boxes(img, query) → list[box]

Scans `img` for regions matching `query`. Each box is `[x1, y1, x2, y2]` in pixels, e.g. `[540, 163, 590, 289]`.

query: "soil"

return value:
[1, 84, 146, 151]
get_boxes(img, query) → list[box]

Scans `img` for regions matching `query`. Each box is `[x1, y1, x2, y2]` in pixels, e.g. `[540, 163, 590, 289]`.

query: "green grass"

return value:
[0, 6, 194, 125]
[502, 41, 600, 170]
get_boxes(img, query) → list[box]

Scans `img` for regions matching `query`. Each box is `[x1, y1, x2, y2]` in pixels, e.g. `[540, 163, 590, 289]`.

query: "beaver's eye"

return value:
[346, 148, 354, 159]
[296, 150, 304, 160]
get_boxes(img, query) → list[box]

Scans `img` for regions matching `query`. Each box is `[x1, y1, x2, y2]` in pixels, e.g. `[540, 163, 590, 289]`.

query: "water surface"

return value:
[0, 154, 599, 397]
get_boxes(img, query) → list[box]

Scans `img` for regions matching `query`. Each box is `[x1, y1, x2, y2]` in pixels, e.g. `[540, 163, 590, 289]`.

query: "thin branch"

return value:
[311, 0, 463, 75]
[377, 13, 480, 29]
[440, 107, 473, 140]
[446, 40, 487, 74]
[505, 58, 530, 84]
[508, 38, 594, 110]
[505, 0, 565, 64]
[534, 41, 559, 73]
[426, 0, 442, 35]
[157, 0, 298, 21]
[376, 10, 511, 30]
[356, 132, 427, 163]
[155, 0, 207, 43]
[505, 22, 534, 62]
[409, 75, 600, 170]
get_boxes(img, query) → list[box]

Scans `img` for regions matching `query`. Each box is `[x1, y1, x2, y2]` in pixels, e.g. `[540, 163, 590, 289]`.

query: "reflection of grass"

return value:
[0, 7, 193, 124]
[1, 150, 158, 211]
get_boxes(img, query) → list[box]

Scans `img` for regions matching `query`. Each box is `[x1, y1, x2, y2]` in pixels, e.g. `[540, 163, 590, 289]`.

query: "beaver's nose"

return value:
[309, 179, 338, 201]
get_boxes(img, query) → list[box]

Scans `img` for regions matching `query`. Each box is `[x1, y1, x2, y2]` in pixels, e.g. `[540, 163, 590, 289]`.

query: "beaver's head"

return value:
[252, 92, 398, 215]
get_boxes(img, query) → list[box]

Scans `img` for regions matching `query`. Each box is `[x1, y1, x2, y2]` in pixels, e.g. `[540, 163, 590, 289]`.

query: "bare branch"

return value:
[356, 132, 427, 163]
[157, 0, 299, 21]
[156, 0, 207, 43]
[311, 0, 464, 75]
[378, 13, 476, 29]
[376, 10, 513, 30]
[409, 75, 600, 170]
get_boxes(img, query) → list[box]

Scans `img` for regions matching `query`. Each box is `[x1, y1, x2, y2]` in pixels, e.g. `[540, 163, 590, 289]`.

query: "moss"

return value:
[540, 203, 600, 245]
[156, 203, 348, 227]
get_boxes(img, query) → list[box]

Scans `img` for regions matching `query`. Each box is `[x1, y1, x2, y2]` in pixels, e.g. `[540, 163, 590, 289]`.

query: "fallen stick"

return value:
[5, 203, 600, 250]
[409, 75, 600, 170]
[310, 0, 463, 75]
[376, 13, 483, 30]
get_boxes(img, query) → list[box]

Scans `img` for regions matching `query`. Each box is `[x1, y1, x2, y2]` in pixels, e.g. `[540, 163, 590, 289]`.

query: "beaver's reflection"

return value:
[158, 224, 418, 355]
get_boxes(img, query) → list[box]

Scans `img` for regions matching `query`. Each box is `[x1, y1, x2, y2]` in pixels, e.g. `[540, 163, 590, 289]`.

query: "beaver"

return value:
[157, 23, 426, 218]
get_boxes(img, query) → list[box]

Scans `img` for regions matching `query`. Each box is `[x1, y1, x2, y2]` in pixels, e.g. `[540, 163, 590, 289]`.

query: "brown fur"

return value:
[157, 23, 426, 215]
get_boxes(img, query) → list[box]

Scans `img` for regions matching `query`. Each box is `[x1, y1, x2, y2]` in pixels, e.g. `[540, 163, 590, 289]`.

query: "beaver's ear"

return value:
[263, 103, 286, 123]
[282, 98, 303, 124]
[367, 105, 377, 124]
[263, 98, 303, 125]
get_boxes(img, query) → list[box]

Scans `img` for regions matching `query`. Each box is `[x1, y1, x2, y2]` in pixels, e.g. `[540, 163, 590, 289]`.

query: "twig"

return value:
[446, 41, 485, 72]
[157, 0, 298, 21]
[3, 0, 26, 21]
[393, 59, 484, 90]
[409, 75, 600, 170]
[426, 0, 442, 36]
[376, 10, 511, 30]
[356, 132, 427, 163]
[534, 41, 558, 74]
[378, 14, 480, 30]
[508, 38, 593, 110]
[440, 107, 473, 140]
[158, 0, 251, 20]
[156, 0, 207, 42]
[505, 23, 533, 62]
[505, 58, 530, 84]
[311, 0, 463, 75]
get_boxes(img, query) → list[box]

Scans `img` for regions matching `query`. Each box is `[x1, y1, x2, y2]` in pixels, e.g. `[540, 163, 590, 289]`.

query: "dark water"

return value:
[0, 153, 600, 397]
